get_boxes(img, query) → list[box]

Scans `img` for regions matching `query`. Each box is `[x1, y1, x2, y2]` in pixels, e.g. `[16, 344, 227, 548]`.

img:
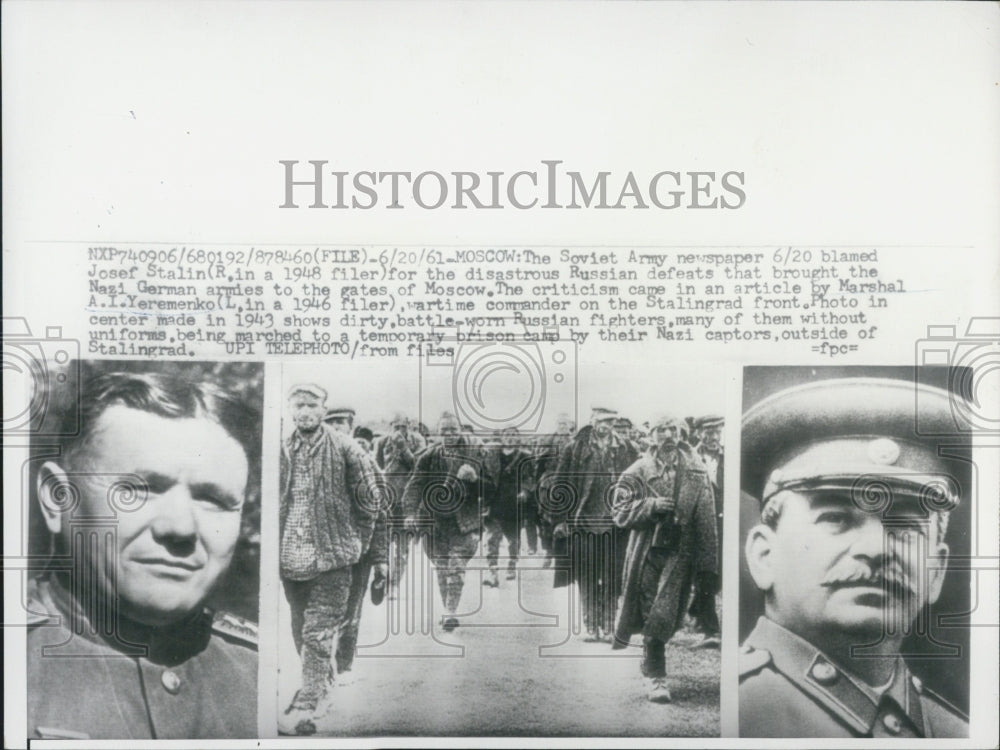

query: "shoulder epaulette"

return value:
[919, 683, 969, 722]
[211, 610, 258, 648]
[739, 644, 772, 679]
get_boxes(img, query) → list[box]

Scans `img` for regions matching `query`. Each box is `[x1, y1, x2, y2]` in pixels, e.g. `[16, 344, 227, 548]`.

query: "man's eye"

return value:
[193, 491, 240, 511]
[816, 511, 851, 527]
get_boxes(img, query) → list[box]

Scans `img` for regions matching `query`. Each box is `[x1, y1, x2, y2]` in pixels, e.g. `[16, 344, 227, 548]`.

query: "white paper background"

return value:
[3, 1, 998, 747]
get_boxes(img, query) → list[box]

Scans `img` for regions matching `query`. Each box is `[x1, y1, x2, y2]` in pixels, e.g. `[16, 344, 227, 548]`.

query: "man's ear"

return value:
[37, 461, 72, 535]
[927, 539, 950, 606]
[745, 523, 777, 592]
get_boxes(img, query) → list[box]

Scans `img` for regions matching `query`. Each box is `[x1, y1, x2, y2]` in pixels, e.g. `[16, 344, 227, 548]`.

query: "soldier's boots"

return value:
[646, 677, 673, 704]
[483, 568, 500, 587]
[506, 561, 517, 580]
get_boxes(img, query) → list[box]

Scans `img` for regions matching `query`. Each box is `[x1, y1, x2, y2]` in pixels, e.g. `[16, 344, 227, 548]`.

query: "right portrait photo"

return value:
[738, 366, 972, 739]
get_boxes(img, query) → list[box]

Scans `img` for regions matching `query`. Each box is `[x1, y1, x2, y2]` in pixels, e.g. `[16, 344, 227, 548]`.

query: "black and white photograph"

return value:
[738, 366, 973, 738]
[23, 360, 264, 740]
[275, 358, 725, 736]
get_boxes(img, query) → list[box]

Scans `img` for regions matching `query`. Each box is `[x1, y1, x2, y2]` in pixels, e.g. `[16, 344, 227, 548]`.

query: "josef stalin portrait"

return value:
[26, 371, 260, 740]
[739, 376, 969, 738]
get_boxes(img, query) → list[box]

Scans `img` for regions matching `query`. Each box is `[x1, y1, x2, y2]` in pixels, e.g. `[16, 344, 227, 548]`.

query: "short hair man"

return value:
[28, 371, 259, 740]
[280, 385, 380, 735]
[402, 411, 485, 631]
[482, 427, 534, 587]
[373, 412, 426, 598]
[740, 377, 968, 738]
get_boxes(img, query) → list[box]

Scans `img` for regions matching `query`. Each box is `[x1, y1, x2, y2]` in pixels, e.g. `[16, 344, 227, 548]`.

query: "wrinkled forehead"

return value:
[79, 405, 249, 480]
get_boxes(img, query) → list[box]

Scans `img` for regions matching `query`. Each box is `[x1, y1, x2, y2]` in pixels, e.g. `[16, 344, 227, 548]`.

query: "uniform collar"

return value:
[745, 617, 923, 736]
[39, 574, 213, 665]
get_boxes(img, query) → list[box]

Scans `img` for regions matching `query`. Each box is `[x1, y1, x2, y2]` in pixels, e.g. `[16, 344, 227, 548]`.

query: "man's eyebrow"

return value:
[132, 470, 177, 491]
[131, 471, 242, 509]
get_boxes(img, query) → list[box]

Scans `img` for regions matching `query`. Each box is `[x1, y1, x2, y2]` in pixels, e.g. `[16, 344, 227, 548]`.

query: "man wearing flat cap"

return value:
[740, 377, 968, 738]
[611, 414, 718, 703]
[279, 386, 381, 735]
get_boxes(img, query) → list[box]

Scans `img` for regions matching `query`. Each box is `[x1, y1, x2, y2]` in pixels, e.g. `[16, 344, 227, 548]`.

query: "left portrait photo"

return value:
[24, 360, 264, 740]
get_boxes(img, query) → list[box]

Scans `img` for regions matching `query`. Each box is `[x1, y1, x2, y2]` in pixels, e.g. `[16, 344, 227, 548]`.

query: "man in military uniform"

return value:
[482, 427, 534, 586]
[279, 389, 380, 735]
[321, 406, 388, 688]
[690, 414, 724, 647]
[611, 415, 718, 703]
[550, 407, 639, 643]
[532, 412, 575, 568]
[740, 377, 969, 738]
[28, 371, 259, 740]
[402, 412, 486, 631]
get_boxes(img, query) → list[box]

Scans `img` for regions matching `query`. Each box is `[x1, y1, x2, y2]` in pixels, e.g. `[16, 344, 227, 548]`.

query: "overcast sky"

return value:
[282, 348, 727, 437]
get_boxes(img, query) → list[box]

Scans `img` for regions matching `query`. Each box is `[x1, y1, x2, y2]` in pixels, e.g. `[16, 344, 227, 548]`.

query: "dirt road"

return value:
[276, 545, 719, 737]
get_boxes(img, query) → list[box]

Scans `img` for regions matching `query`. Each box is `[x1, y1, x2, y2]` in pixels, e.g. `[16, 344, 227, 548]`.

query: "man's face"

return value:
[50, 406, 248, 626]
[652, 423, 679, 451]
[438, 419, 461, 448]
[749, 490, 948, 644]
[593, 418, 614, 438]
[614, 423, 630, 438]
[501, 428, 519, 451]
[327, 417, 352, 435]
[556, 418, 573, 435]
[289, 393, 324, 432]
[700, 425, 723, 453]
[393, 421, 409, 437]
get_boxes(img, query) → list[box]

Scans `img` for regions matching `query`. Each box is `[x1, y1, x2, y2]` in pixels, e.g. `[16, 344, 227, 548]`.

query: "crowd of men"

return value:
[278, 383, 725, 734]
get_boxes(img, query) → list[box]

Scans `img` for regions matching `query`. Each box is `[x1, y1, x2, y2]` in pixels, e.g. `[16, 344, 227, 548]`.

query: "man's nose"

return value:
[850, 513, 890, 559]
[150, 486, 198, 542]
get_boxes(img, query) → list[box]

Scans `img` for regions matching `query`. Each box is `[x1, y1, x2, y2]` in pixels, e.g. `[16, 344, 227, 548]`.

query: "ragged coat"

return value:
[279, 424, 380, 573]
[611, 443, 718, 646]
[402, 436, 489, 534]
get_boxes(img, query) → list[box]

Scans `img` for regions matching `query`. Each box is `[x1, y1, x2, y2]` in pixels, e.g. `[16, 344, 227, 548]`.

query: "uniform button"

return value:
[882, 712, 902, 735]
[810, 661, 838, 685]
[911, 675, 923, 693]
[161, 670, 182, 694]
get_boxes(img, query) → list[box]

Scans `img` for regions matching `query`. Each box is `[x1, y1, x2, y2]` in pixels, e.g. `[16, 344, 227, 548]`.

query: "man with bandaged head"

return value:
[740, 378, 968, 738]
[402, 411, 486, 631]
[610, 414, 718, 703]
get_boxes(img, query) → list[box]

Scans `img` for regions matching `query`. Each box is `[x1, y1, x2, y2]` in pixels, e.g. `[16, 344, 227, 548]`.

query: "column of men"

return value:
[279, 386, 726, 734]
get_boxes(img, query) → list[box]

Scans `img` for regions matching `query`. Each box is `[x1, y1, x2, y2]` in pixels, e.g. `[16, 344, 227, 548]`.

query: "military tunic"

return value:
[27, 576, 257, 740]
[740, 617, 968, 738]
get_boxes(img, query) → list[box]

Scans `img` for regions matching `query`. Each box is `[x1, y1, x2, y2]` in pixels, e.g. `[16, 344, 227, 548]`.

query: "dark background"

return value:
[739, 366, 972, 713]
[27, 360, 264, 622]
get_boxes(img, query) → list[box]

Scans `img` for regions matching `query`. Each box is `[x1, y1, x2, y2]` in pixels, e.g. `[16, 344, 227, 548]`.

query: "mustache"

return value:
[821, 562, 917, 598]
